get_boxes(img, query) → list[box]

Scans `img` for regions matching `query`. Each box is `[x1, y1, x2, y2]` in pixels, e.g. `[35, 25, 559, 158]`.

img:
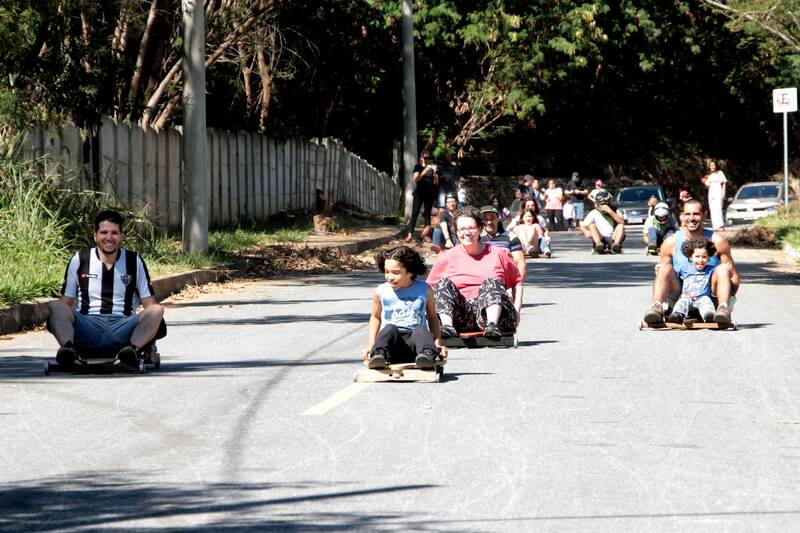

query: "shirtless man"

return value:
[642, 199, 739, 324]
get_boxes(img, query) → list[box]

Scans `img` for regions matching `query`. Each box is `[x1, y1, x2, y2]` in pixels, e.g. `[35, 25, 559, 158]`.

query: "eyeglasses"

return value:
[457, 226, 480, 233]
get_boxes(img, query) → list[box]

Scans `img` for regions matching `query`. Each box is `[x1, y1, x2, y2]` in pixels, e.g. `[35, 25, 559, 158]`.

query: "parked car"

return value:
[613, 185, 666, 224]
[725, 181, 794, 226]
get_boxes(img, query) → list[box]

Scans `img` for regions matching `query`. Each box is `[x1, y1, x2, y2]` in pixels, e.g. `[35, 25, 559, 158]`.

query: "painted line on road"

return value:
[302, 383, 371, 416]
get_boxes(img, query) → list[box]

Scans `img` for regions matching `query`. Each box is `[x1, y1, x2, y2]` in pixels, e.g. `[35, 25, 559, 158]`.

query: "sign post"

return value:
[773, 88, 797, 207]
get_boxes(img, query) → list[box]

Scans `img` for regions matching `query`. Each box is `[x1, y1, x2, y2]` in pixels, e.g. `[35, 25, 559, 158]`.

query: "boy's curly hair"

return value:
[374, 245, 427, 279]
[681, 236, 716, 258]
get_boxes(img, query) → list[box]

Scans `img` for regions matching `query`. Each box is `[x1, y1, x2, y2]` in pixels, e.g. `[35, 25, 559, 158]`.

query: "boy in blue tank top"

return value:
[667, 237, 716, 323]
[364, 246, 446, 370]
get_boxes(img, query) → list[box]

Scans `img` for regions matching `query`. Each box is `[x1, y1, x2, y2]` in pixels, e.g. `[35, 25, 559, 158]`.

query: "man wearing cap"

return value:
[642, 198, 739, 325]
[564, 172, 590, 222]
[642, 202, 680, 255]
[431, 192, 460, 253]
[479, 205, 527, 294]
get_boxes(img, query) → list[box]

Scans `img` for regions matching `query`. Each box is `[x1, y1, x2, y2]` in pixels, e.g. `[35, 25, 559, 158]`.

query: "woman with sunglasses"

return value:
[426, 206, 522, 338]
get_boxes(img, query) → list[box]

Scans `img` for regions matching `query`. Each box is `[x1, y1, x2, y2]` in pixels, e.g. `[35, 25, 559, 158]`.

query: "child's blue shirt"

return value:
[377, 280, 428, 332]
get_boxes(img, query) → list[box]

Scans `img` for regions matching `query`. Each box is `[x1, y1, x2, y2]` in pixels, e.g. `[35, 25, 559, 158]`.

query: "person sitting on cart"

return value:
[426, 206, 522, 339]
[642, 202, 679, 255]
[666, 236, 717, 323]
[363, 246, 446, 370]
[642, 198, 739, 325]
[47, 209, 166, 369]
[579, 189, 626, 254]
[479, 204, 527, 288]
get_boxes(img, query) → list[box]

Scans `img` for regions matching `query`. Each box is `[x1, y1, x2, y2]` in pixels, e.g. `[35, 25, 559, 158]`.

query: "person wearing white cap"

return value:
[642, 202, 680, 255]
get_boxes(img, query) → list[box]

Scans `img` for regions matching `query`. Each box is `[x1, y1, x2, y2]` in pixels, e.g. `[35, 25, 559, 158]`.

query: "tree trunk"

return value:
[256, 43, 272, 132]
[127, 0, 163, 119]
[238, 42, 254, 111]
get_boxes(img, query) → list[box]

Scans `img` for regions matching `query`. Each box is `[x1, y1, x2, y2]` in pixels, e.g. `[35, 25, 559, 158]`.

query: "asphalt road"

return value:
[2, 230, 800, 532]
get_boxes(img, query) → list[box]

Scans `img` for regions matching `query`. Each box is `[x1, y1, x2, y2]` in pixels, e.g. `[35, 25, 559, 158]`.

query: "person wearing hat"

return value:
[579, 189, 626, 254]
[431, 192, 460, 253]
[642, 202, 680, 255]
[564, 172, 589, 222]
[426, 206, 522, 338]
[479, 204, 527, 284]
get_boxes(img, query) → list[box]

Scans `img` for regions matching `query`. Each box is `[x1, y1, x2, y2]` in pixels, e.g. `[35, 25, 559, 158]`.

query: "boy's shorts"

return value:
[73, 311, 139, 358]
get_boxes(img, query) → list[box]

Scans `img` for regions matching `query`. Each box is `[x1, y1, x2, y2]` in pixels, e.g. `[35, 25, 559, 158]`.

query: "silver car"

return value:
[725, 181, 794, 226]
[613, 185, 666, 224]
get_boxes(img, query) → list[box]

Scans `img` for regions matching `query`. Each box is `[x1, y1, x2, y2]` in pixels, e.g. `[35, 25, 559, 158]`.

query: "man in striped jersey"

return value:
[47, 210, 165, 368]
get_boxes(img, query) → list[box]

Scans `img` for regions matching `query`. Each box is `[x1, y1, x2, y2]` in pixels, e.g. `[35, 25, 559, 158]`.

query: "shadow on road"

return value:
[0, 472, 439, 531]
[167, 312, 370, 327]
[167, 297, 371, 309]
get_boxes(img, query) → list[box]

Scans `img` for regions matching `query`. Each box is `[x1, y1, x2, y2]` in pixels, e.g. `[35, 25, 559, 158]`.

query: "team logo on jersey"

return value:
[120, 274, 132, 286]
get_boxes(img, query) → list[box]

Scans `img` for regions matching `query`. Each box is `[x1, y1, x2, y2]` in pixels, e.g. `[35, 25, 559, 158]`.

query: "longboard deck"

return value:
[639, 320, 737, 331]
[43, 353, 160, 375]
[355, 360, 445, 383]
[441, 331, 518, 348]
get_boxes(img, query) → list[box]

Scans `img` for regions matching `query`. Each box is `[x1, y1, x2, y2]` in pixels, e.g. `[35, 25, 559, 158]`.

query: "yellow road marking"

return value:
[302, 383, 371, 416]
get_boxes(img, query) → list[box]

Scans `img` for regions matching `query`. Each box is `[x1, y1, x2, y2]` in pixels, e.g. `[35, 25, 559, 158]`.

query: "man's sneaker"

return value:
[440, 325, 458, 339]
[56, 345, 78, 367]
[415, 350, 436, 370]
[643, 303, 664, 324]
[114, 345, 138, 367]
[544, 250, 552, 258]
[646, 244, 658, 256]
[368, 348, 387, 369]
[611, 244, 623, 254]
[594, 243, 606, 254]
[713, 305, 732, 325]
[666, 311, 685, 324]
[483, 322, 501, 338]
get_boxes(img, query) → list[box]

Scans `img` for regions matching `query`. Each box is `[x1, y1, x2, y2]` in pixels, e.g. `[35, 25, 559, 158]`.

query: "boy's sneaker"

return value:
[611, 244, 623, 254]
[713, 305, 732, 324]
[114, 345, 138, 367]
[415, 350, 436, 370]
[701, 311, 715, 323]
[666, 311, 685, 324]
[594, 243, 606, 254]
[56, 345, 78, 367]
[643, 303, 664, 324]
[483, 322, 501, 339]
[440, 325, 458, 339]
[368, 348, 387, 369]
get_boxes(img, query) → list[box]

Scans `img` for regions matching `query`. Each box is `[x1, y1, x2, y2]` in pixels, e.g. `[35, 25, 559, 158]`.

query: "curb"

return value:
[0, 230, 403, 337]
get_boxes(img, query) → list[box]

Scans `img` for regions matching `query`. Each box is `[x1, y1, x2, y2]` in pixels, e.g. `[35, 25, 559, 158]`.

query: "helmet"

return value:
[445, 192, 458, 200]
[594, 190, 612, 205]
[653, 202, 670, 221]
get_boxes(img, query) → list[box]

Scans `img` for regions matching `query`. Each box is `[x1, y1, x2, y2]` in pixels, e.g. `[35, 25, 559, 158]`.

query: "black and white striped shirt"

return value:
[61, 248, 155, 316]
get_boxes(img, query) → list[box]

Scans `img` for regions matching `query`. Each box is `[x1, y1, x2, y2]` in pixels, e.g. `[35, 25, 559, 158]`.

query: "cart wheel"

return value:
[433, 372, 441, 383]
[44, 361, 50, 375]
[152, 352, 161, 369]
[138, 360, 145, 374]
[513, 335, 518, 349]
[353, 371, 359, 383]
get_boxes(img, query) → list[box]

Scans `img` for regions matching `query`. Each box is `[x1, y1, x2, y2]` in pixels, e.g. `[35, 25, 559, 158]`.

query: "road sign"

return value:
[773, 88, 797, 113]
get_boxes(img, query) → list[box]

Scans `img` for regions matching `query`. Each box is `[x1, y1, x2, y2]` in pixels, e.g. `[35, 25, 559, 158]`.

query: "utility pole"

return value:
[401, 0, 417, 220]
[182, 0, 209, 253]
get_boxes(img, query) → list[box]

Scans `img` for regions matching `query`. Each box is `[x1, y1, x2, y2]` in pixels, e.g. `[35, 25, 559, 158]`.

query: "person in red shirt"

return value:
[426, 206, 523, 338]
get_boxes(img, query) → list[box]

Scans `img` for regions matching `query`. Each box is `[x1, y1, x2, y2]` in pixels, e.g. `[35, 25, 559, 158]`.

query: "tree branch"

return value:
[700, 0, 800, 53]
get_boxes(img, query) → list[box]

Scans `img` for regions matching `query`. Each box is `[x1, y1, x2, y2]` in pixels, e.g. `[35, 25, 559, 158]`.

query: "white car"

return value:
[725, 181, 794, 226]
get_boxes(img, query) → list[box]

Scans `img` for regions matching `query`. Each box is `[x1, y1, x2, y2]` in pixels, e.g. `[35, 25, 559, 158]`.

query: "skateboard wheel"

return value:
[433, 372, 440, 383]
[152, 352, 161, 369]
[138, 360, 145, 374]
[513, 335, 518, 349]
[353, 372, 358, 383]
[44, 361, 50, 375]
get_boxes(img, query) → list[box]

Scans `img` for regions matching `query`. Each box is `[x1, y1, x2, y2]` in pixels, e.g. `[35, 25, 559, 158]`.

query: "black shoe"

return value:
[646, 245, 658, 256]
[56, 345, 78, 367]
[611, 244, 622, 254]
[114, 345, 138, 367]
[594, 243, 605, 254]
[440, 325, 458, 339]
[666, 312, 685, 324]
[701, 311, 715, 323]
[483, 322, 501, 338]
[415, 350, 436, 370]
[368, 349, 387, 369]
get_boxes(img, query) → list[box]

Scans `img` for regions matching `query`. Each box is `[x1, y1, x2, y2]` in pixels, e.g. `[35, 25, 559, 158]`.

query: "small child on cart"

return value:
[667, 237, 717, 323]
[363, 246, 447, 370]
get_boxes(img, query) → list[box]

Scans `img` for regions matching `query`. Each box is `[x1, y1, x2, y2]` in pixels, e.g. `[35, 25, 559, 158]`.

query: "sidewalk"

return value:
[0, 225, 404, 336]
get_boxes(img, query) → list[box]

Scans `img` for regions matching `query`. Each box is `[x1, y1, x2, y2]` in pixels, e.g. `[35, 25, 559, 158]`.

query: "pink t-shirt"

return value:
[426, 244, 522, 300]
[544, 187, 563, 210]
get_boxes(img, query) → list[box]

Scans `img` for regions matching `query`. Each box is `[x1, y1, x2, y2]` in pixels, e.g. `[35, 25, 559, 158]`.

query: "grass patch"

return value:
[756, 210, 800, 248]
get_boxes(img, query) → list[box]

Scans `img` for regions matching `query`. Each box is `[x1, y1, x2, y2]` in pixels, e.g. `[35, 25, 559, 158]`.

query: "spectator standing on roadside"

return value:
[431, 193, 460, 254]
[531, 179, 546, 211]
[404, 151, 439, 242]
[436, 151, 460, 209]
[543, 179, 564, 231]
[509, 189, 524, 214]
[564, 172, 590, 222]
[702, 160, 727, 231]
